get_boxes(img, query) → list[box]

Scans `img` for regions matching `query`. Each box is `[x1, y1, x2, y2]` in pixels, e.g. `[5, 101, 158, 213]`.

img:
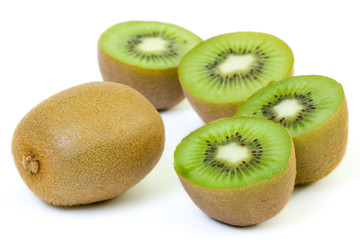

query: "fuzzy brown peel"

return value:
[98, 46, 184, 110]
[182, 88, 242, 123]
[12, 82, 165, 206]
[294, 97, 348, 184]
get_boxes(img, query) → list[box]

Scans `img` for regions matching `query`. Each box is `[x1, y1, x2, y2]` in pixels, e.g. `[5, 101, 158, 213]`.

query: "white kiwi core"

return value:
[218, 54, 255, 75]
[274, 99, 303, 118]
[216, 143, 250, 166]
[136, 37, 169, 54]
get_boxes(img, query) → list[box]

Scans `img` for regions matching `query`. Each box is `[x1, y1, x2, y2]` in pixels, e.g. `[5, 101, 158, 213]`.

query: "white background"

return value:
[1, 0, 359, 239]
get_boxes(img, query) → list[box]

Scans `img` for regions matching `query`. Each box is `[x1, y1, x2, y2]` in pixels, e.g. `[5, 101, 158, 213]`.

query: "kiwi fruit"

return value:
[178, 32, 294, 123]
[11, 82, 165, 206]
[98, 21, 202, 110]
[174, 117, 296, 226]
[236, 75, 348, 184]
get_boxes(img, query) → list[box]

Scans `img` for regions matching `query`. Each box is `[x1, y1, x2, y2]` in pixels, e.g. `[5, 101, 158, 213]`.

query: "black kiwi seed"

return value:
[203, 46, 269, 83]
[202, 134, 264, 174]
[253, 91, 317, 127]
[125, 32, 177, 58]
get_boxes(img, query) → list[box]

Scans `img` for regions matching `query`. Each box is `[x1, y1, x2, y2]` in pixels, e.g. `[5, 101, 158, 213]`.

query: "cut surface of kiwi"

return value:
[236, 75, 344, 137]
[236, 75, 348, 184]
[174, 117, 293, 188]
[179, 32, 294, 104]
[99, 21, 202, 69]
[174, 116, 296, 226]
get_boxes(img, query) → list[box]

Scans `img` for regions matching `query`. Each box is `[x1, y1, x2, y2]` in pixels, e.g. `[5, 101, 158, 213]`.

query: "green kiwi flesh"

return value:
[99, 21, 202, 69]
[236, 75, 348, 184]
[174, 117, 296, 226]
[98, 21, 202, 110]
[11, 82, 165, 206]
[178, 32, 294, 122]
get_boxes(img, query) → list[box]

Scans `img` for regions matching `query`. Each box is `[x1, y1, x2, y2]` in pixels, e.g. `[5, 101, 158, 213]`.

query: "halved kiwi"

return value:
[174, 117, 296, 226]
[98, 21, 202, 110]
[236, 75, 348, 184]
[178, 32, 294, 122]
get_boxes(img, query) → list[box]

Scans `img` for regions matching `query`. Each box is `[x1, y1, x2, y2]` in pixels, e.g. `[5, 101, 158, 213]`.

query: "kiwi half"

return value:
[11, 82, 165, 206]
[98, 21, 202, 110]
[236, 75, 348, 184]
[178, 32, 294, 123]
[174, 117, 296, 226]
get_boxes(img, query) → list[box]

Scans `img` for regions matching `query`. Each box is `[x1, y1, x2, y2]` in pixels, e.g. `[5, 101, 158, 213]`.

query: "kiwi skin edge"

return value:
[183, 69, 294, 123]
[176, 135, 296, 227]
[11, 82, 165, 206]
[294, 97, 348, 184]
[183, 88, 241, 123]
[98, 47, 184, 110]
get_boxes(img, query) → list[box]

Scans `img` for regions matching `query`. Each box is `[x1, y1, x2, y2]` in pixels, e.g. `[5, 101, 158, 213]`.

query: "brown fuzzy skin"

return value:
[183, 88, 241, 123]
[11, 82, 165, 206]
[98, 47, 184, 110]
[177, 142, 296, 226]
[183, 69, 295, 123]
[294, 98, 348, 184]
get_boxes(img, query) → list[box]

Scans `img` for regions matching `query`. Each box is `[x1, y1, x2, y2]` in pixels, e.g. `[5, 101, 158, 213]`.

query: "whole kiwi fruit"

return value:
[98, 21, 202, 110]
[11, 82, 165, 206]
[174, 117, 296, 226]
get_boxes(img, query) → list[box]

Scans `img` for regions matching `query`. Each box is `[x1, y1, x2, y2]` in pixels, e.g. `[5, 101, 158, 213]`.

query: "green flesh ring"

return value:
[174, 117, 293, 189]
[98, 21, 202, 69]
[178, 32, 294, 103]
[236, 75, 344, 138]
